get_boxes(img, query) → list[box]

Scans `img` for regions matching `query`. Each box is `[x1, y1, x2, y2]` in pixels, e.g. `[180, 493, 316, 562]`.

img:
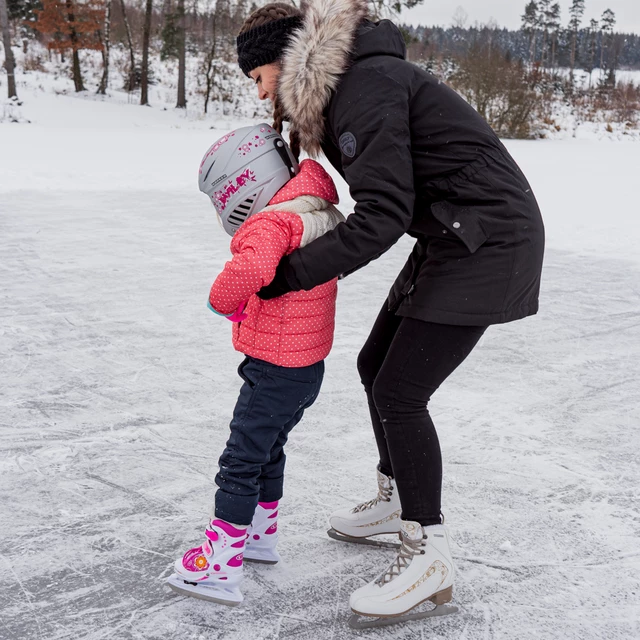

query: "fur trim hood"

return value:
[278, 0, 369, 156]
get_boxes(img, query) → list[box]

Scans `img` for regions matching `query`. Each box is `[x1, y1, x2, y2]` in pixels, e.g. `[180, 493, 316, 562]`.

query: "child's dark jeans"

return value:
[215, 356, 324, 525]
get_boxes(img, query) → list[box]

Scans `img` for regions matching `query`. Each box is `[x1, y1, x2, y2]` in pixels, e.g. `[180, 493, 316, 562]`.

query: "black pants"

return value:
[358, 304, 487, 526]
[215, 356, 324, 525]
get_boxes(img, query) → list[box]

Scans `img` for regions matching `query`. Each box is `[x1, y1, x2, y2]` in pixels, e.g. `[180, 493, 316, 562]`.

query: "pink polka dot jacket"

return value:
[209, 160, 346, 368]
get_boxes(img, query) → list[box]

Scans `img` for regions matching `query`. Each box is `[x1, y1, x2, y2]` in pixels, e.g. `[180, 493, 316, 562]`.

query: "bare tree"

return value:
[0, 0, 18, 98]
[119, 0, 137, 91]
[451, 6, 468, 30]
[97, 0, 112, 94]
[140, 0, 153, 104]
[176, 0, 186, 107]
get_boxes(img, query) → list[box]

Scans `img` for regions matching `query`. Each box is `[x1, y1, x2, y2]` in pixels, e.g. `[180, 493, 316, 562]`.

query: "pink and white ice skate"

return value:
[244, 501, 281, 565]
[166, 519, 246, 606]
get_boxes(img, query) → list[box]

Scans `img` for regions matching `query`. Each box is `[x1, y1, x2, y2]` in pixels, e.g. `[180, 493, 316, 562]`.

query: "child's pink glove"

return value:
[208, 300, 248, 322]
[226, 302, 248, 323]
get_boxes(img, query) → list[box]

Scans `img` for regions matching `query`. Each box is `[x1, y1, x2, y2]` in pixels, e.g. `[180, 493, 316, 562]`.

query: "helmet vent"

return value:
[227, 195, 257, 228]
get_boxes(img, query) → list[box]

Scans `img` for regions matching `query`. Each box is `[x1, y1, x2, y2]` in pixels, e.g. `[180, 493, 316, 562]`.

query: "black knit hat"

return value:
[237, 16, 303, 77]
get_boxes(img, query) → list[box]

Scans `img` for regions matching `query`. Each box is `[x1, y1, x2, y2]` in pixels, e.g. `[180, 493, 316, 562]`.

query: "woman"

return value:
[236, 0, 545, 624]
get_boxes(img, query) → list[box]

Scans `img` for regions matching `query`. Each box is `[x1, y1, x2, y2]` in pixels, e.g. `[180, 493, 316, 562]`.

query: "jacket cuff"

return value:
[208, 301, 233, 317]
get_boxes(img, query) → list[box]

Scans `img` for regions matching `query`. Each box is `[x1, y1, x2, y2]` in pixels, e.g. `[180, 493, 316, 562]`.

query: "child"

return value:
[166, 124, 344, 606]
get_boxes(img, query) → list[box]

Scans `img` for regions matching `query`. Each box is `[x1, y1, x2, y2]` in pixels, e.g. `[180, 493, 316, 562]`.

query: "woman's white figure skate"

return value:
[166, 519, 246, 606]
[348, 520, 459, 629]
[327, 469, 403, 549]
[244, 501, 281, 564]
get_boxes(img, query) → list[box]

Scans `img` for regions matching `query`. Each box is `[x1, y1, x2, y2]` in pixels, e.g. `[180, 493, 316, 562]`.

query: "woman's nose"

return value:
[258, 86, 268, 100]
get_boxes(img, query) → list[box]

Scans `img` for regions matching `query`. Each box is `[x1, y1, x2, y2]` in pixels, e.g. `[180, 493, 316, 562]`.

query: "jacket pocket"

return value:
[430, 201, 489, 254]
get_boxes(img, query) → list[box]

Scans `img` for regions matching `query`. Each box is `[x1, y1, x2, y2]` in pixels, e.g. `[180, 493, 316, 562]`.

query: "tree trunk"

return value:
[140, 0, 153, 105]
[569, 31, 577, 80]
[119, 0, 136, 91]
[203, 25, 217, 113]
[176, 0, 186, 108]
[529, 32, 537, 65]
[0, 0, 18, 98]
[66, 0, 85, 92]
[97, 0, 112, 95]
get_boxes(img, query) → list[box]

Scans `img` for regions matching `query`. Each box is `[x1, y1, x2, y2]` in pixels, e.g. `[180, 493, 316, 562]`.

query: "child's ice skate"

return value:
[166, 519, 246, 606]
[244, 501, 281, 564]
[328, 469, 403, 549]
[348, 520, 458, 629]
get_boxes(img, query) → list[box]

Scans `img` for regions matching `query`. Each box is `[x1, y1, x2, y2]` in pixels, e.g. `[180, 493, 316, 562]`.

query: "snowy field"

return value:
[1, 86, 640, 640]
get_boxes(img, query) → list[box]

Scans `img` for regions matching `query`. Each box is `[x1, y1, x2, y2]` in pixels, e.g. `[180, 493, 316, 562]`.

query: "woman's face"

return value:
[249, 63, 281, 103]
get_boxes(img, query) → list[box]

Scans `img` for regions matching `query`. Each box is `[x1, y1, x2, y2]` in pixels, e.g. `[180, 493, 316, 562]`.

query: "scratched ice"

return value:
[1, 87, 639, 640]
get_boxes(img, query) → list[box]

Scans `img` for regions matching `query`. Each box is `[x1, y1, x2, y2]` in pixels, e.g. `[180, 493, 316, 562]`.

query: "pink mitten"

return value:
[226, 301, 248, 323]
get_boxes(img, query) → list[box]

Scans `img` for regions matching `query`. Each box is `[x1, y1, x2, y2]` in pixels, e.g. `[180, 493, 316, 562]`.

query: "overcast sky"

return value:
[399, 1, 640, 35]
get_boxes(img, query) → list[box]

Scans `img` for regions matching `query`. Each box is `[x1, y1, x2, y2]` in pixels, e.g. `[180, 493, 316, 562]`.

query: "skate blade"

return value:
[327, 528, 401, 550]
[243, 550, 280, 565]
[166, 574, 243, 606]
[348, 603, 459, 629]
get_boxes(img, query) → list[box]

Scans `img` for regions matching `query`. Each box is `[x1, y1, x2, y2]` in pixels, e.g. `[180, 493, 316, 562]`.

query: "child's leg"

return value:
[258, 403, 310, 503]
[215, 357, 324, 526]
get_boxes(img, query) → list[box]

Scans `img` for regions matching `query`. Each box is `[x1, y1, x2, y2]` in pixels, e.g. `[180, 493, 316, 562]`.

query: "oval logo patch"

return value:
[339, 132, 357, 158]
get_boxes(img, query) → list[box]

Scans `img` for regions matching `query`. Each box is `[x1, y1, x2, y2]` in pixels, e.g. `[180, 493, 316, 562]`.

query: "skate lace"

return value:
[375, 534, 426, 586]
[351, 483, 393, 513]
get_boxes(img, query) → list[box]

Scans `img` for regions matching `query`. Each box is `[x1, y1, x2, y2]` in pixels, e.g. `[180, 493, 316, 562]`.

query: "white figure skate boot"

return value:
[244, 501, 281, 564]
[166, 519, 246, 606]
[348, 520, 458, 629]
[328, 469, 402, 549]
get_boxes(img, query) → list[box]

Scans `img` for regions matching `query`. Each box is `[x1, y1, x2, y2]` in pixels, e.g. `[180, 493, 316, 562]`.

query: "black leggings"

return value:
[357, 303, 487, 526]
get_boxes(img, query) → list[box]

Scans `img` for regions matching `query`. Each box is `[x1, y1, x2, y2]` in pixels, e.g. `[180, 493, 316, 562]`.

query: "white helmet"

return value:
[198, 123, 299, 236]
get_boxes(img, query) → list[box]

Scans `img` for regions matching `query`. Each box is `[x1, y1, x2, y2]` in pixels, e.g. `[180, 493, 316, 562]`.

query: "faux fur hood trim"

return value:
[278, 0, 369, 156]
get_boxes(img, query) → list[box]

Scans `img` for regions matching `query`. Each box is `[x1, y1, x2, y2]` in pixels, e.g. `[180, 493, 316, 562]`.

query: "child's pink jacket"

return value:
[209, 160, 345, 368]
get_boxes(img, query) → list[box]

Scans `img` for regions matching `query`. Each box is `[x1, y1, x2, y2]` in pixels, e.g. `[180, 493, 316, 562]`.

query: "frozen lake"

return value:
[1, 89, 640, 639]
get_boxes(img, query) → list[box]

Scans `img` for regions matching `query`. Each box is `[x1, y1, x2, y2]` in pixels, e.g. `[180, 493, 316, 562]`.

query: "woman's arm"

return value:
[259, 69, 415, 299]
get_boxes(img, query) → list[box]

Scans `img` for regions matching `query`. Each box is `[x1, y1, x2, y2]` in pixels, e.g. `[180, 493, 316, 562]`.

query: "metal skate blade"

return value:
[348, 603, 459, 629]
[243, 547, 281, 565]
[327, 528, 401, 550]
[244, 555, 279, 565]
[166, 574, 243, 606]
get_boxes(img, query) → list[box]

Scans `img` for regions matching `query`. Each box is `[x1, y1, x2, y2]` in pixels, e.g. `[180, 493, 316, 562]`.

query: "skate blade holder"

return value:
[349, 602, 459, 630]
[327, 528, 401, 550]
[166, 574, 243, 607]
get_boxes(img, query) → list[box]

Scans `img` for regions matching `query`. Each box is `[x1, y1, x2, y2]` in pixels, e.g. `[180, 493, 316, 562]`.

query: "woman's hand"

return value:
[257, 255, 302, 300]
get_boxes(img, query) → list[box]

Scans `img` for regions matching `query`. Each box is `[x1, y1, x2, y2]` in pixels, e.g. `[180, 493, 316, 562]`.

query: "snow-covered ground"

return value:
[1, 78, 640, 640]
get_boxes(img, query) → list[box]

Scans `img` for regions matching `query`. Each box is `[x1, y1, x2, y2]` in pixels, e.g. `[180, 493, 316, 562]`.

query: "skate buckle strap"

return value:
[375, 533, 426, 586]
[351, 483, 393, 513]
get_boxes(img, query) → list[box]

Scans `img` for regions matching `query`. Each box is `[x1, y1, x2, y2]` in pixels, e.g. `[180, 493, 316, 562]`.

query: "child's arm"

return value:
[209, 216, 291, 315]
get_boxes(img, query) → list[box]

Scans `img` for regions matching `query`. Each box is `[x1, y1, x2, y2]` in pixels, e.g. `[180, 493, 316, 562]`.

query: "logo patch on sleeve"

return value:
[339, 132, 357, 158]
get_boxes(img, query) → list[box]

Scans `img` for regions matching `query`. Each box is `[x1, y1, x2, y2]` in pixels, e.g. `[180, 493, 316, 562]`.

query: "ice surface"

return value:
[1, 87, 640, 640]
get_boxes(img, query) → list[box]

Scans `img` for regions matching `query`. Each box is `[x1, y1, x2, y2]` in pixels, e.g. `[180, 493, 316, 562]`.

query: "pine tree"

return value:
[547, 3, 561, 70]
[521, 1, 539, 64]
[537, 0, 551, 67]
[588, 18, 599, 89]
[600, 9, 616, 85]
[568, 0, 585, 81]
